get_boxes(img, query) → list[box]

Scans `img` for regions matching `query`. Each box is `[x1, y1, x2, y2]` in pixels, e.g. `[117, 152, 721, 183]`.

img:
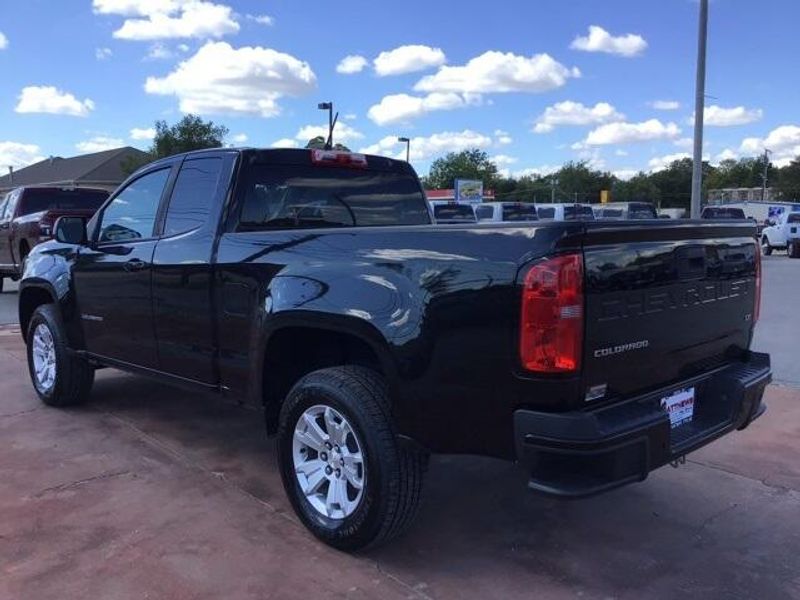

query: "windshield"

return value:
[19, 188, 109, 216]
[564, 205, 595, 220]
[703, 207, 746, 219]
[433, 204, 476, 223]
[502, 204, 538, 221]
[237, 165, 430, 230]
[628, 203, 658, 219]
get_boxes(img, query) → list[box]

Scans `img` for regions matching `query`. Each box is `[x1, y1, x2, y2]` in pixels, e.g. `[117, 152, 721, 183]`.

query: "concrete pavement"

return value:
[1, 326, 799, 599]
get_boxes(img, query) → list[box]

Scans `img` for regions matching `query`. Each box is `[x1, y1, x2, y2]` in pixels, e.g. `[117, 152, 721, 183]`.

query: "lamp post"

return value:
[397, 137, 410, 162]
[317, 102, 338, 149]
[690, 0, 709, 218]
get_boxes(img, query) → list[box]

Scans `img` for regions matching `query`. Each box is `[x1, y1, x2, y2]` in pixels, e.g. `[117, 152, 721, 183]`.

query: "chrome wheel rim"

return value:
[292, 404, 365, 520]
[32, 323, 56, 393]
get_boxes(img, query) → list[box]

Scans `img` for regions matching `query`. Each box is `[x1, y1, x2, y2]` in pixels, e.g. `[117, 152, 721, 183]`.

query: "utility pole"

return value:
[761, 148, 772, 201]
[690, 0, 709, 218]
[550, 178, 557, 203]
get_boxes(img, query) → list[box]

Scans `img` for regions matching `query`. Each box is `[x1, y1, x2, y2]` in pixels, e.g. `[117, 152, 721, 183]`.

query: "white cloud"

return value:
[0, 141, 44, 169]
[615, 149, 628, 156]
[360, 129, 493, 162]
[144, 41, 316, 117]
[100, 0, 240, 41]
[373, 45, 446, 77]
[673, 137, 693, 149]
[178, 43, 190, 52]
[146, 42, 173, 59]
[0, 31, 8, 50]
[494, 129, 512, 145]
[533, 101, 624, 133]
[96, 47, 113, 60]
[648, 152, 691, 171]
[512, 165, 560, 178]
[336, 54, 368, 75]
[650, 99, 680, 110]
[231, 133, 248, 144]
[491, 154, 517, 168]
[612, 169, 639, 181]
[367, 92, 478, 126]
[296, 122, 364, 143]
[344, 113, 357, 121]
[246, 14, 273, 26]
[714, 148, 739, 163]
[740, 124, 800, 167]
[691, 105, 763, 127]
[76, 136, 125, 153]
[271, 138, 299, 148]
[570, 25, 647, 57]
[414, 51, 579, 95]
[580, 119, 681, 146]
[130, 127, 156, 140]
[15, 86, 95, 117]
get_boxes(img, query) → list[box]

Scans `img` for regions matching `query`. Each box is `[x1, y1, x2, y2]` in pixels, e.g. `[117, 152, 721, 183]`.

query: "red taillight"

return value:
[310, 149, 368, 169]
[754, 243, 762, 324]
[519, 253, 584, 373]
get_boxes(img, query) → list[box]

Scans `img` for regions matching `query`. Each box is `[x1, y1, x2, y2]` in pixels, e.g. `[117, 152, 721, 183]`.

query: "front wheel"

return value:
[277, 366, 427, 551]
[26, 304, 94, 407]
[761, 237, 773, 256]
[789, 240, 800, 258]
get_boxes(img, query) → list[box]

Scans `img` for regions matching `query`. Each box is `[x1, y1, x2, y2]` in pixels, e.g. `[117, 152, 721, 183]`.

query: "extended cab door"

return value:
[151, 153, 233, 384]
[0, 190, 19, 270]
[73, 165, 174, 368]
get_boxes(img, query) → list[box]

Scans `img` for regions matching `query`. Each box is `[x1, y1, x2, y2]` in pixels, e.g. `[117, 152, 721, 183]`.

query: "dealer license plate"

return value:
[661, 387, 695, 429]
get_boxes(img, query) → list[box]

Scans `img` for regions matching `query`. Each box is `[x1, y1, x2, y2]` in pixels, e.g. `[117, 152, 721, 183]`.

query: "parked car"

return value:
[474, 201, 539, 223]
[761, 210, 800, 257]
[428, 200, 477, 224]
[594, 202, 658, 220]
[537, 203, 595, 220]
[19, 148, 770, 551]
[701, 206, 747, 220]
[0, 186, 109, 291]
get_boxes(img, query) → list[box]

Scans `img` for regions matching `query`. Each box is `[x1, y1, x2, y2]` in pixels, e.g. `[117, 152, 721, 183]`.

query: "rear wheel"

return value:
[0, 277, 4, 293]
[761, 236, 773, 256]
[277, 366, 427, 551]
[26, 304, 94, 407]
[789, 240, 800, 258]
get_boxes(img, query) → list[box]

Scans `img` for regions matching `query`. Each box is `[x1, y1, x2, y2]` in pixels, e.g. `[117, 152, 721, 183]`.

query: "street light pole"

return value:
[690, 0, 709, 219]
[397, 137, 410, 162]
[761, 148, 772, 201]
[317, 102, 337, 149]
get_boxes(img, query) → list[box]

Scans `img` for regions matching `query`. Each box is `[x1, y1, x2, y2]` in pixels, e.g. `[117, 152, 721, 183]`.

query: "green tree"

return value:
[123, 114, 229, 174]
[774, 156, 800, 200]
[304, 136, 351, 151]
[551, 161, 614, 203]
[423, 149, 500, 190]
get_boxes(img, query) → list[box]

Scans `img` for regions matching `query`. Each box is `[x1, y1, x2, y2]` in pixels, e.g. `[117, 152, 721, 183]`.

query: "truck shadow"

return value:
[88, 371, 797, 600]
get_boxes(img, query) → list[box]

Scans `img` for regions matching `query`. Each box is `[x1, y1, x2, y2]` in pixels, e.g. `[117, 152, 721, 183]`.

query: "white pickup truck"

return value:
[761, 211, 800, 257]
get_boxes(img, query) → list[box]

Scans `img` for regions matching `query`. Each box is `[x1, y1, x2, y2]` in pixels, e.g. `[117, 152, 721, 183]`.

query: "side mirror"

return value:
[54, 216, 88, 245]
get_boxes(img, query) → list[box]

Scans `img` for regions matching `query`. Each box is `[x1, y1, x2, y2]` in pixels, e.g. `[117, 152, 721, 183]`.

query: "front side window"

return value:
[237, 165, 429, 231]
[163, 157, 222, 236]
[19, 189, 109, 215]
[502, 204, 538, 221]
[98, 168, 170, 242]
[475, 205, 494, 220]
[537, 207, 555, 219]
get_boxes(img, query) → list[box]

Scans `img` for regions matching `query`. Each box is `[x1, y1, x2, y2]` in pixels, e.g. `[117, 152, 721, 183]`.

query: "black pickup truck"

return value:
[19, 148, 771, 550]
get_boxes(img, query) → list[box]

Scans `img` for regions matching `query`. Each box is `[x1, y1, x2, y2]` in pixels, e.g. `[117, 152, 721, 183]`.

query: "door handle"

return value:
[123, 258, 147, 272]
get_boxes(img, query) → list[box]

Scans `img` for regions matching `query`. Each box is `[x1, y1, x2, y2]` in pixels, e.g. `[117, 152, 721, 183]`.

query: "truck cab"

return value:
[761, 210, 800, 257]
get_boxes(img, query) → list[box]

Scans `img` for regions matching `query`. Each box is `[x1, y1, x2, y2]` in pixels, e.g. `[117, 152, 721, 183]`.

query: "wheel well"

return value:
[262, 327, 385, 435]
[19, 287, 55, 338]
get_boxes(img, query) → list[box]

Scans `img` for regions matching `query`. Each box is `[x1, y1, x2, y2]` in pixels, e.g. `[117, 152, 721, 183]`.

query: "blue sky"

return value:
[1, 0, 799, 179]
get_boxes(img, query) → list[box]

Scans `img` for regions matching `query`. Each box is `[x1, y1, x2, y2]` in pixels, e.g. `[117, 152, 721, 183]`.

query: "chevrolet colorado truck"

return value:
[0, 186, 109, 292]
[18, 148, 771, 550]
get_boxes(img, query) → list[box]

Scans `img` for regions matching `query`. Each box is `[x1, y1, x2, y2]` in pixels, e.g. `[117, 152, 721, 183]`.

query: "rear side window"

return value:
[564, 205, 595, 220]
[788, 213, 800, 224]
[163, 157, 222, 236]
[474, 205, 494, 220]
[237, 165, 429, 230]
[18, 188, 108, 215]
[502, 204, 538, 221]
[433, 204, 476, 222]
[628, 203, 657, 219]
[537, 207, 555, 219]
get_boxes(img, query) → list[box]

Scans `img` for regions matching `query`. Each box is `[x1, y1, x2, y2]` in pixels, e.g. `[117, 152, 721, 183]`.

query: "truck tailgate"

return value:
[581, 221, 759, 400]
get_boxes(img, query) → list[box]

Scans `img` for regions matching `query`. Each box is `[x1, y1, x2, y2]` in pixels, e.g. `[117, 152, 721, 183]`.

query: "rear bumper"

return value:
[514, 351, 771, 497]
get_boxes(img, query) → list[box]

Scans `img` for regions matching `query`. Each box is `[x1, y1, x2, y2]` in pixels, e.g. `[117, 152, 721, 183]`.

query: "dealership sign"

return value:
[455, 179, 483, 204]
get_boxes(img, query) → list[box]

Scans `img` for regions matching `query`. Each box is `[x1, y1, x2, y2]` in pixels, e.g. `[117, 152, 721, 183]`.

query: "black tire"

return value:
[0, 277, 4, 293]
[26, 304, 94, 407]
[761, 237, 773, 256]
[18, 242, 30, 276]
[789, 241, 800, 258]
[277, 366, 427, 551]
